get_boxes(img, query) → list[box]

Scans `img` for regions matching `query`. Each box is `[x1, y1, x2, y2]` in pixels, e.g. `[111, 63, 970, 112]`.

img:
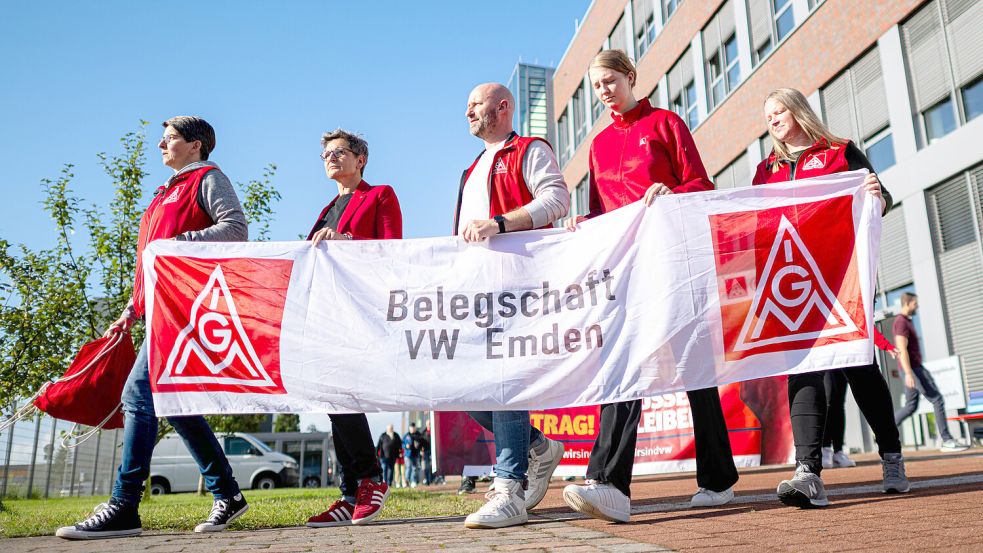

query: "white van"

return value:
[150, 432, 299, 494]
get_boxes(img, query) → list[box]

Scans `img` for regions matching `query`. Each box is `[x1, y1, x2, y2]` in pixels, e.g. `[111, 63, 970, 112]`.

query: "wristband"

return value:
[494, 215, 507, 234]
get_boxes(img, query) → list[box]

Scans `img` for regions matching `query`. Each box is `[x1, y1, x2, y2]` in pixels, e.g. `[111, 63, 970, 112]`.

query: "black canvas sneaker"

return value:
[55, 497, 142, 540]
[194, 492, 249, 532]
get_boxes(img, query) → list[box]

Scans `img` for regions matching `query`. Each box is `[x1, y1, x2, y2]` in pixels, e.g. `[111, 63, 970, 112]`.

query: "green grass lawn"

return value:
[0, 486, 483, 538]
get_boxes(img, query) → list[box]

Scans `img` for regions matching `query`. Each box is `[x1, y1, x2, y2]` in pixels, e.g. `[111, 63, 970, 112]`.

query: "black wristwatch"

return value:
[494, 215, 507, 234]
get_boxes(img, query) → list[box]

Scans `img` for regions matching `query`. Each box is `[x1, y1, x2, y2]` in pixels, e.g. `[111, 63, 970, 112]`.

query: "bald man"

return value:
[454, 83, 570, 529]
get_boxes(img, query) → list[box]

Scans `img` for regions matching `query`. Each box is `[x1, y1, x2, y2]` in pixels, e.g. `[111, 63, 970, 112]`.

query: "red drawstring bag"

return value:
[32, 332, 136, 429]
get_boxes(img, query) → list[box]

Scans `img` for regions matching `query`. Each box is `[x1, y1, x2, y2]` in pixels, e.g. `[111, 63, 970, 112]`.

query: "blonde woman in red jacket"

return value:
[562, 49, 739, 523]
[752, 88, 909, 508]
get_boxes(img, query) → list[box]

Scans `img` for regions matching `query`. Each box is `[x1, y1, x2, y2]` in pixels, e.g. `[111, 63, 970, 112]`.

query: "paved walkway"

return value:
[6, 449, 982, 552]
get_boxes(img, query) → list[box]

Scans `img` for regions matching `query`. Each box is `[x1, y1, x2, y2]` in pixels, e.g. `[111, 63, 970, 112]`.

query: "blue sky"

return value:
[0, 1, 590, 248]
[0, 1, 592, 436]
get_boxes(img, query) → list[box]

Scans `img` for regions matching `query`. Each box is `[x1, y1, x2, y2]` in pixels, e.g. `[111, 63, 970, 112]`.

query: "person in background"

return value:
[893, 293, 969, 452]
[403, 422, 422, 488]
[421, 419, 433, 485]
[377, 425, 402, 486]
[752, 87, 909, 507]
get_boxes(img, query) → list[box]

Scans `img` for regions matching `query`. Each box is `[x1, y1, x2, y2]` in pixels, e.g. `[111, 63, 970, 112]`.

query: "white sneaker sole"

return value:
[464, 512, 528, 529]
[562, 489, 629, 523]
[351, 486, 391, 525]
[306, 519, 352, 528]
[55, 526, 142, 540]
[194, 503, 249, 533]
[690, 489, 735, 508]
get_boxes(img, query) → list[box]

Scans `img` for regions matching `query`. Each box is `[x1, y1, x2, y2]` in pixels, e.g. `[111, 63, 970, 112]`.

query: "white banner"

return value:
[144, 171, 880, 417]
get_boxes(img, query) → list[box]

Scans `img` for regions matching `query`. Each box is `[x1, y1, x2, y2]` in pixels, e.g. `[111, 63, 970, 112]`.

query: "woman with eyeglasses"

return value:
[752, 87, 908, 508]
[562, 49, 740, 523]
[305, 128, 402, 528]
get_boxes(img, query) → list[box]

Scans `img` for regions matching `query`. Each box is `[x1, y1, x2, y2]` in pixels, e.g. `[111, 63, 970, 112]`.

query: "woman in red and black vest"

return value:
[304, 128, 401, 529]
[58, 117, 250, 541]
[561, 50, 740, 523]
[752, 88, 909, 508]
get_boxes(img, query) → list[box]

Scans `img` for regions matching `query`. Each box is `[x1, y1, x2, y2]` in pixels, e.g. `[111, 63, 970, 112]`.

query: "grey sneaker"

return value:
[940, 439, 969, 452]
[525, 438, 564, 510]
[881, 453, 911, 494]
[777, 464, 829, 508]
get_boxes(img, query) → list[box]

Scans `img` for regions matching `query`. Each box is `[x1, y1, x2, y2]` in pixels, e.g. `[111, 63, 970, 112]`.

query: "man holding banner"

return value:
[456, 82, 569, 529]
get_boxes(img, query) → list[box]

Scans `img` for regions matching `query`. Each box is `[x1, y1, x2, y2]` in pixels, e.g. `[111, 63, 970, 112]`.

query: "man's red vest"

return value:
[131, 166, 215, 316]
[454, 133, 553, 234]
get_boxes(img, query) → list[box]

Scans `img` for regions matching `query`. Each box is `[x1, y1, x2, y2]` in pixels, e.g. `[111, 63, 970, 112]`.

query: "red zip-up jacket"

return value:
[753, 137, 895, 351]
[588, 98, 712, 215]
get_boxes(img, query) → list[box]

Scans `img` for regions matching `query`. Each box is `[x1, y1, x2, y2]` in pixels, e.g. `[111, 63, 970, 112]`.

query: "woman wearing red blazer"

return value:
[561, 50, 740, 523]
[752, 88, 908, 508]
[305, 129, 402, 528]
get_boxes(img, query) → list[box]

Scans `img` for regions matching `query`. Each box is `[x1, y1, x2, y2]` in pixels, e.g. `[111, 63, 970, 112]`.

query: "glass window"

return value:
[573, 84, 588, 145]
[575, 177, 590, 216]
[224, 437, 256, 456]
[685, 83, 698, 129]
[557, 110, 571, 166]
[924, 98, 957, 143]
[663, 0, 680, 21]
[865, 131, 896, 173]
[964, 76, 983, 123]
[634, 0, 657, 58]
[774, 0, 795, 40]
[609, 15, 627, 54]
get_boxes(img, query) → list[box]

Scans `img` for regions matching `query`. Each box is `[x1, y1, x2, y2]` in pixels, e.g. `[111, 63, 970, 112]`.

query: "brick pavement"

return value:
[4, 449, 981, 553]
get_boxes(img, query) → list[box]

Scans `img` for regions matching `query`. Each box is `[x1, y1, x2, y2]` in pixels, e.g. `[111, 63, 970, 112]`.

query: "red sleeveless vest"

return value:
[131, 166, 215, 316]
[454, 134, 553, 234]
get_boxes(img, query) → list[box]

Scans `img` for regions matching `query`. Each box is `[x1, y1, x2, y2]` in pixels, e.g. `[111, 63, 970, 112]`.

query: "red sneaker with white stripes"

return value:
[306, 499, 354, 527]
[351, 478, 390, 525]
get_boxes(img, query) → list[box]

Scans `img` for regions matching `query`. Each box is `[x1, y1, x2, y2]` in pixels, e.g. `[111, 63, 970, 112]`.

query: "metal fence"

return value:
[0, 407, 123, 500]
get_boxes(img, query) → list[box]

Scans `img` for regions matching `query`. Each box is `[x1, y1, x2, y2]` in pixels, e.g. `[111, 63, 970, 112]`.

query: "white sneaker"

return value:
[526, 438, 565, 510]
[821, 447, 834, 469]
[940, 439, 969, 452]
[832, 450, 856, 468]
[562, 480, 630, 523]
[464, 478, 528, 529]
[690, 486, 734, 508]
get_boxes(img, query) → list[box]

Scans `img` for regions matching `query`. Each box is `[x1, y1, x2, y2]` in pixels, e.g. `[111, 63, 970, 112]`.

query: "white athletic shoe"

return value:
[821, 447, 834, 469]
[690, 486, 735, 508]
[940, 439, 969, 452]
[832, 450, 856, 468]
[562, 480, 630, 523]
[526, 438, 565, 510]
[464, 478, 528, 529]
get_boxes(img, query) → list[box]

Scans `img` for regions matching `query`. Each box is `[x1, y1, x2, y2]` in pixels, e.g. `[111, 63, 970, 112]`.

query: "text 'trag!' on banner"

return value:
[143, 171, 880, 417]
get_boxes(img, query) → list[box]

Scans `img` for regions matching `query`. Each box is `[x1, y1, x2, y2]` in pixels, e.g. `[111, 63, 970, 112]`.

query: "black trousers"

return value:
[790, 362, 901, 474]
[586, 387, 740, 498]
[822, 369, 849, 451]
[329, 413, 382, 498]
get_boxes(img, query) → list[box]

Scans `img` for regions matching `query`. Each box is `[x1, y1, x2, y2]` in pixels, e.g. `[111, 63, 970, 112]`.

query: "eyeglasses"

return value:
[160, 134, 184, 144]
[320, 147, 355, 161]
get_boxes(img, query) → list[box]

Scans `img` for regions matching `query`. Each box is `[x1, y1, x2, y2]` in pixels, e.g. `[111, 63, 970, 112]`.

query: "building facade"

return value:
[552, 0, 983, 447]
[508, 63, 556, 142]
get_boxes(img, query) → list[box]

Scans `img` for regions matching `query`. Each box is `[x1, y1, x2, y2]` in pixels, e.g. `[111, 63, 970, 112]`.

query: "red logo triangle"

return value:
[158, 265, 278, 388]
[734, 215, 858, 351]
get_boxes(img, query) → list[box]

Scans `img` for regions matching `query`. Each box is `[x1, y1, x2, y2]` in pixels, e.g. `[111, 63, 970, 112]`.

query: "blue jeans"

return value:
[405, 455, 420, 485]
[467, 411, 541, 481]
[380, 458, 396, 485]
[112, 339, 240, 506]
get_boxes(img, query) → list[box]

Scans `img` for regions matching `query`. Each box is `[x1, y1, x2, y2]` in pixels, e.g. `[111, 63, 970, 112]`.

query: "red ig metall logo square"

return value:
[709, 196, 868, 361]
[150, 256, 293, 394]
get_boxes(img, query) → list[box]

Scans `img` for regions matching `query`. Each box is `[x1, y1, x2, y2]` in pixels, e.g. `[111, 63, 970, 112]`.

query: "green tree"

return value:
[237, 163, 280, 242]
[273, 413, 300, 433]
[0, 122, 150, 412]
